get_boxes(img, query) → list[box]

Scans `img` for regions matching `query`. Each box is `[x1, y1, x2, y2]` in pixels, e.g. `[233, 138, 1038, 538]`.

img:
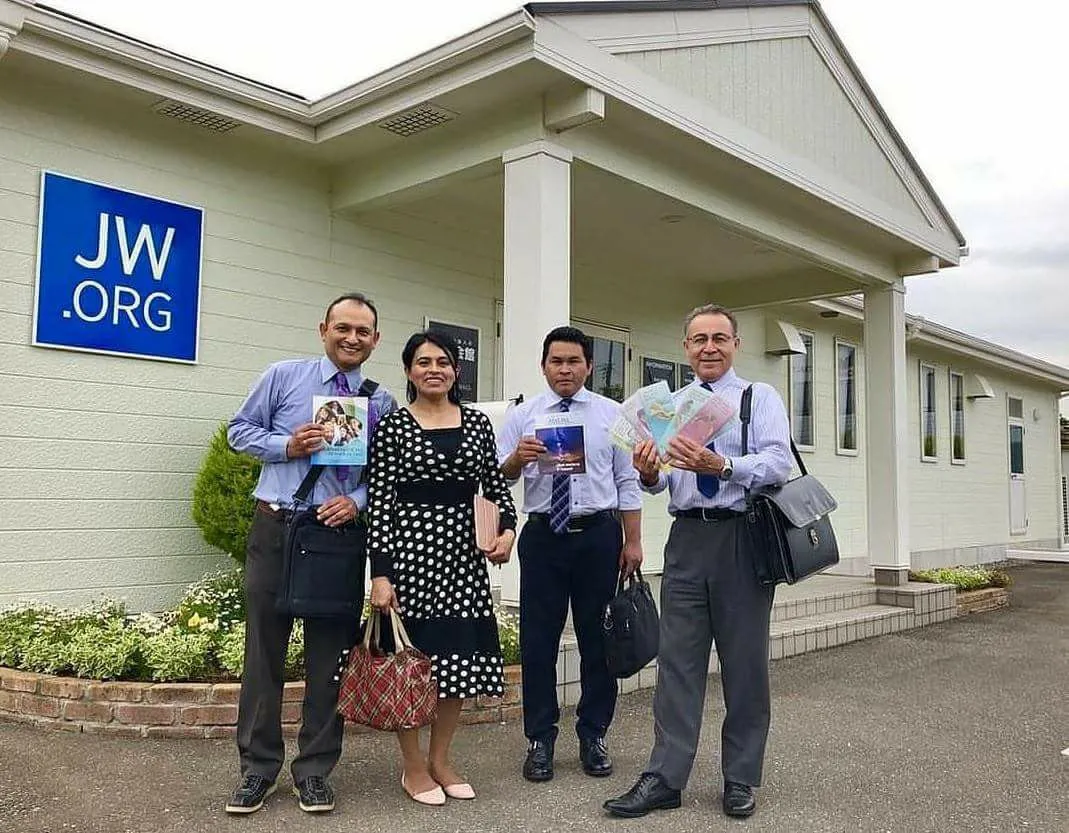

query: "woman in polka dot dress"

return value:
[367, 329, 517, 805]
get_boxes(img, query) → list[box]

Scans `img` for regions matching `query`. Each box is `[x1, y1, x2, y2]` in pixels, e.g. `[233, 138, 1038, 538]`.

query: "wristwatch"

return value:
[718, 457, 734, 481]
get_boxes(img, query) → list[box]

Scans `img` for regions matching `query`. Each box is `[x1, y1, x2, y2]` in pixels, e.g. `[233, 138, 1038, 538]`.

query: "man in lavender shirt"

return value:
[224, 293, 397, 816]
[605, 304, 792, 822]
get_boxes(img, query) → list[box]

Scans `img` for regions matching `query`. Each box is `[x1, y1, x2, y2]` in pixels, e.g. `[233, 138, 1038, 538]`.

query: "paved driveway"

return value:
[1, 563, 1066, 833]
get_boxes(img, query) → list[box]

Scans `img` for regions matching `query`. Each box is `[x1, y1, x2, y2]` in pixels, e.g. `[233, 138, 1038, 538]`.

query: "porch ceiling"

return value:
[355, 160, 864, 308]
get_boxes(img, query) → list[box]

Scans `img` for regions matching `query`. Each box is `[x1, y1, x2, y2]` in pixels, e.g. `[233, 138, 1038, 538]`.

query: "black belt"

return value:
[673, 507, 743, 522]
[527, 509, 618, 532]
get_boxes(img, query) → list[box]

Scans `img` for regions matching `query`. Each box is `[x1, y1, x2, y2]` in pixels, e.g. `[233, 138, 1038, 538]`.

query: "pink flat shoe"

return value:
[440, 782, 476, 800]
[401, 774, 446, 807]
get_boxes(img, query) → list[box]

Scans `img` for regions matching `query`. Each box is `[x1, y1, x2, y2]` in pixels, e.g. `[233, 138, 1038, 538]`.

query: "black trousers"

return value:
[518, 514, 621, 744]
[236, 509, 362, 784]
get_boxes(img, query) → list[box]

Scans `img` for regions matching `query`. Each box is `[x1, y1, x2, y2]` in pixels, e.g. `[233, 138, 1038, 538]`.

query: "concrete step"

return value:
[771, 585, 876, 623]
[769, 603, 915, 660]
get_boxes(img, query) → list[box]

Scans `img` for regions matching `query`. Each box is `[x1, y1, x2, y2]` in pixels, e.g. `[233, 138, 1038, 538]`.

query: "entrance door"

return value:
[1008, 397, 1027, 535]
[574, 319, 631, 402]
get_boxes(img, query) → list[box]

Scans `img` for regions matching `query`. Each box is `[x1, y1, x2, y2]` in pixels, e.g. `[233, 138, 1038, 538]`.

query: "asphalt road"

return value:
[1, 562, 1066, 833]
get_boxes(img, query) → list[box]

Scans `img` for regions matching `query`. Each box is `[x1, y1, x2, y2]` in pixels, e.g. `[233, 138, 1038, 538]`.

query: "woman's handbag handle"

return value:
[361, 608, 418, 654]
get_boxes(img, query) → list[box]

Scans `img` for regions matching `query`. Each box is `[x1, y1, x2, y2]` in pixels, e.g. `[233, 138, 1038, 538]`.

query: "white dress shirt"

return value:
[497, 386, 643, 515]
[642, 368, 793, 513]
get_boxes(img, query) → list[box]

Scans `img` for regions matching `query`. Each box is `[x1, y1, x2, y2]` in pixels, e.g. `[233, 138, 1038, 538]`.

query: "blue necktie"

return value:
[695, 383, 719, 498]
[549, 398, 573, 534]
[332, 372, 352, 482]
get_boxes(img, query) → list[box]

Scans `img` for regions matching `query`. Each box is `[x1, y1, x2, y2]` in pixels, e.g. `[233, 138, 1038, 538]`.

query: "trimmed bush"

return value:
[909, 565, 1012, 591]
[141, 628, 214, 682]
[192, 424, 261, 565]
[497, 607, 520, 666]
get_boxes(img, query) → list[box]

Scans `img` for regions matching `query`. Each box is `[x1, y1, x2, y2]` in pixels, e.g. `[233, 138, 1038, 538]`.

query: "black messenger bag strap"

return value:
[739, 384, 806, 474]
[290, 376, 380, 507]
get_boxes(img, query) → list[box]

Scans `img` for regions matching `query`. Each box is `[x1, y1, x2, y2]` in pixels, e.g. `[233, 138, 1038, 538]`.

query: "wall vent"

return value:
[377, 103, 456, 137]
[152, 99, 241, 133]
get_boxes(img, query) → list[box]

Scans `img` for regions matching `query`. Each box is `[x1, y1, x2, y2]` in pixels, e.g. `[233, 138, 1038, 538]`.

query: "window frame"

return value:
[834, 338, 859, 456]
[949, 370, 966, 465]
[920, 362, 938, 462]
[787, 329, 816, 452]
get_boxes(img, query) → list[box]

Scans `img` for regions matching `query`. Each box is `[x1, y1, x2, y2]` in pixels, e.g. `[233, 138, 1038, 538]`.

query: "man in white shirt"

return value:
[498, 326, 644, 783]
[604, 304, 793, 821]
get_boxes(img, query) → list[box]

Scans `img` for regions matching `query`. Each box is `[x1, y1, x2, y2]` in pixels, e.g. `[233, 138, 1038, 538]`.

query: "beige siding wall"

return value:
[618, 38, 927, 225]
[762, 305, 1064, 570]
[0, 74, 497, 610]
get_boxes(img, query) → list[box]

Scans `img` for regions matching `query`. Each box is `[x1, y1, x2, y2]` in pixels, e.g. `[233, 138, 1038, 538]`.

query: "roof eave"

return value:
[14, 4, 536, 141]
[809, 298, 1069, 389]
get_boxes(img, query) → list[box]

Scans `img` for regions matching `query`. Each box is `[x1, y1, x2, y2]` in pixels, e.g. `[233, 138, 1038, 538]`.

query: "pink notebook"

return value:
[473, 495, 500, 551]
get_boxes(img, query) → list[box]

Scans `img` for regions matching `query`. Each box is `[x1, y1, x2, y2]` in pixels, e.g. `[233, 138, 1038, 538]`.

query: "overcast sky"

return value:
[43, 0, 1069, 372]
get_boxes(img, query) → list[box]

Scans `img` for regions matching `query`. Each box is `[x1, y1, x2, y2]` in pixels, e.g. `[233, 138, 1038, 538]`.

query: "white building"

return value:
[0, 0, 1066, 610]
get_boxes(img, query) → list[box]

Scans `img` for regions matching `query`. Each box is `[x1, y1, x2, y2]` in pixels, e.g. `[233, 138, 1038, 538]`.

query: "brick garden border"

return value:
[956, 586, 1009, 616]
[0, 666, 521, 738]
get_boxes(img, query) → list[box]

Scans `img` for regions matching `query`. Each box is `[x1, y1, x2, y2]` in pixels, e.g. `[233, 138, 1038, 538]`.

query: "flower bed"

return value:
[0, 567, 524, 736]
[0, 666, 522, 738]
[908, 565, 1011, 616]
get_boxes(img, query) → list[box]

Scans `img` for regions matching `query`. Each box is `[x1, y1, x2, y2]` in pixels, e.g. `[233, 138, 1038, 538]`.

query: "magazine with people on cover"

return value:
[310, 395, 369, 466]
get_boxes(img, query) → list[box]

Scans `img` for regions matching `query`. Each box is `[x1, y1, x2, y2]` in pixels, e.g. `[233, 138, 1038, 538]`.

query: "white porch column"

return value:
[501, 141, 572, 401]
[864, 282, 911, 585]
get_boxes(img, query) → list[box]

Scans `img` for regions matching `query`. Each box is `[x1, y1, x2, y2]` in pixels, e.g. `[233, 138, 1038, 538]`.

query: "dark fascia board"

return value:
[524, 0, 967, 250]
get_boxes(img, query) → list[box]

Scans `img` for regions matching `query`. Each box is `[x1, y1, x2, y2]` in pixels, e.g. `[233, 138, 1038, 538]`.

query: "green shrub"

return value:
[285, 620, 305, 679]
[496, 606, 520, 666]
[215, 620, 303, 681]
[0, 605, 50, 668]
[909, 565, 1012, 591]
[6, 600, 129, 676]
[66, 621, 144, 680]
[192, 424, 261, 565]
[216, 622, 246, 678]
[142, 628, 214, 682]
[176, 567, 245, 635]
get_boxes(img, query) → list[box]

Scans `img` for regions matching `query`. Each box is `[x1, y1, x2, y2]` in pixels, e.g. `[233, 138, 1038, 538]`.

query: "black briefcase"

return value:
[739, 386, 840, 586]
[278, 507, 367, 618]
[602, 568, 659, 679]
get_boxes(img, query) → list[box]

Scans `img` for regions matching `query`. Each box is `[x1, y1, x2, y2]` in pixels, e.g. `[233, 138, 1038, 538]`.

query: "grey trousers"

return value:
[646, 516, 775, 790]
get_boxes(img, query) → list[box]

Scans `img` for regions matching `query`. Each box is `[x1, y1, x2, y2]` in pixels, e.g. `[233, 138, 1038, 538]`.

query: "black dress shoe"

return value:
[292, 775, 335, 813]
[579, 737, 613, 777]
[723, 781, 756, 818]
[603, 773, 681, 818]
[225, 774, 276, 814]
[523, 739, 555, 782]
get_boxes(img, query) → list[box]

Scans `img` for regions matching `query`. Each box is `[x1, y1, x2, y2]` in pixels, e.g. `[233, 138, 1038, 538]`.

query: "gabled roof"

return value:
[525, 0, 965, 249]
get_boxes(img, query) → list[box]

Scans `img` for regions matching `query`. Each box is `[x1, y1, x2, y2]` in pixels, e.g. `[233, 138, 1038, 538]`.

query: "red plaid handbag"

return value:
[337, 609, 438, 731]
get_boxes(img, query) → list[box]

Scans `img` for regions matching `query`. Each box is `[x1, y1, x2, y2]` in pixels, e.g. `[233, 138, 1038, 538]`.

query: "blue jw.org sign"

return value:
[33, 172, 204, 363]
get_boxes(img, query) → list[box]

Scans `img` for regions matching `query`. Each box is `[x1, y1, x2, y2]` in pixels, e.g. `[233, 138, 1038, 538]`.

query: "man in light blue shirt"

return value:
[605, 304, 792, 822]
[498, 326, 643, 784]
[224, 292, 397, 816]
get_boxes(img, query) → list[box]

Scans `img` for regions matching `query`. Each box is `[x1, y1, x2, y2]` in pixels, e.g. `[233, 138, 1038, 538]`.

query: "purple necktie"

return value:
[333, 372, 352, 482]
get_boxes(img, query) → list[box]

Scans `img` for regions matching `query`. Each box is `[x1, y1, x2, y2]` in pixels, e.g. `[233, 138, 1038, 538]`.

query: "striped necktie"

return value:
[695, 382, 719, 498]
[549, 398, 574, 534]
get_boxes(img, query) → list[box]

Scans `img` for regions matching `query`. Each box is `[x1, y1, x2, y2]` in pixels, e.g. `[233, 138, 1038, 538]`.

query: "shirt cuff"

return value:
[347, 484, 368, 513]
[267, 434, 290, 463]
[728, 455, 755, 489]
[639, 471, 668, 494]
